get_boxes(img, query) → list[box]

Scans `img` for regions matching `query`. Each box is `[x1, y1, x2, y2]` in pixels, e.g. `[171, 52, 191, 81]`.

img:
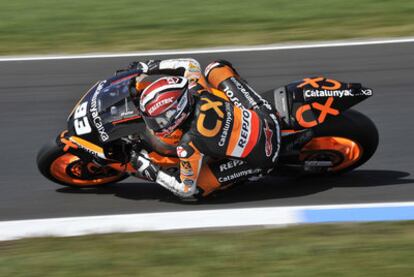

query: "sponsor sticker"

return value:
[231, 109, 252, 157]
[188, 61, 200, 72]
[269, 113, 281, 163]
[360, 89, 373, 96]
[148, 97, 174, 115]
[223, 86, 243, 108]
[298, 77, 341, 90]
[304, 89, 354, 98]
[177, 146, 188, 158]
[264, 120, 273, 157]
[73, 102, 92, 135]
[89, 81, 109, 142]
[166, 76, 180, 85]
[219, 159, 245, 172]
[180, 161, 194, 176]
[71, 139, 102, 158]
[218, 102, 233, 147]
[296, 97, 339, 128]
[183, 179, 194, 186]
[120, 110, 134, 117]
[218, 168, 261, 183]
[196, 97, 224, 137]
[230, 77, 258, 108]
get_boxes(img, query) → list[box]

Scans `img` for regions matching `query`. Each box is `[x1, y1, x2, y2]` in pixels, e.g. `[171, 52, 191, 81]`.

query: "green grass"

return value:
[0, 0, 414, 55]
[1, 222, 414, 276]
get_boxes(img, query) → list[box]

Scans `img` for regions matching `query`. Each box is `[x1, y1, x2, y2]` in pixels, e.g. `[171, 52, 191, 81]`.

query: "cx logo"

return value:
[296, 97, 339, 128]
[197, 97, 224, 137]
[298, 77, 341, 90]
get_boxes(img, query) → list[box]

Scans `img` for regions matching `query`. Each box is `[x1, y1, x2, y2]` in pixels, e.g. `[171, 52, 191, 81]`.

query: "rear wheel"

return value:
[37, 139, 129, 187]
[300, 109, 378, 174]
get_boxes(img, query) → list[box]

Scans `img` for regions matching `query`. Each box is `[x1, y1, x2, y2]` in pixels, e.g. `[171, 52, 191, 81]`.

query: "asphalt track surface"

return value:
[1, 42, 413, 221]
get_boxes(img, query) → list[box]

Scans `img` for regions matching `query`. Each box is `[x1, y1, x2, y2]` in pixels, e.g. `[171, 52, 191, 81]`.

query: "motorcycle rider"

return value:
[128, 58, 280, 198]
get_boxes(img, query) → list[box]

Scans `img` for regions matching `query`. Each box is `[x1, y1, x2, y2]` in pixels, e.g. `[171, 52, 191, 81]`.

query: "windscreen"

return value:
[67, 71, 145, 144]
[92, 79, 140, 126]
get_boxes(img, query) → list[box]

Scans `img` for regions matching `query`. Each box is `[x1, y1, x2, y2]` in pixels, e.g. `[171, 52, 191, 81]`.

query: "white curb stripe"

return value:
[0, 207, 299, 241]
[2, 201, 414, 241]
[1, 37, 414, 62]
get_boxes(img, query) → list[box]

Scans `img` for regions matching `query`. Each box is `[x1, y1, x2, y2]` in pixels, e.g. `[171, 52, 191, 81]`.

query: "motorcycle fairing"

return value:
[67, 70, 144, 145]
[264, 77, 373, 130]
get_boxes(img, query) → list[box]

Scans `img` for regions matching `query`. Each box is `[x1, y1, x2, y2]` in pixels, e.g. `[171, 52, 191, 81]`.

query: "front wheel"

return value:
[37, 139, 129, 187]
[300, 109, 379, 174]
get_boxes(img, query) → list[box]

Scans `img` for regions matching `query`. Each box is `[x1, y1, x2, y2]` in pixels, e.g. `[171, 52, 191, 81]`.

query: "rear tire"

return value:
[304, 109, 379, 174]
[37, 139, 129, 187]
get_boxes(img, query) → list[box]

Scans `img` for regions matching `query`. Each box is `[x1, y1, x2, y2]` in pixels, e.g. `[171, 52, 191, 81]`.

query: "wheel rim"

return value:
[50, 153, 124, 186]
[300, 137, 363, 172]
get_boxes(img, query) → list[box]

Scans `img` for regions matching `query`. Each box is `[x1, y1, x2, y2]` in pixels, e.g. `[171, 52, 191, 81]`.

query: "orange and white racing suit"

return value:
[136, 59, 280, 198]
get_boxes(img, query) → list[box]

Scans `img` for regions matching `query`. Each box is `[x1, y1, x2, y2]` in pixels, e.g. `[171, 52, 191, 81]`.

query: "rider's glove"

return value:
[128, 60, 160, 74]
[130, 150, 159, 182]
[156, 171, 198, 199]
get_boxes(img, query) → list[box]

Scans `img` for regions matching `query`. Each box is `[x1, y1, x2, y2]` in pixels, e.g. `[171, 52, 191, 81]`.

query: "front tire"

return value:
[37, 139, 129, 187]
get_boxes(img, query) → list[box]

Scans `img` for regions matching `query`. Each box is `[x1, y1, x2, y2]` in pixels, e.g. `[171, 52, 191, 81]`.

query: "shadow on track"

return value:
[56, 170, 414, 204]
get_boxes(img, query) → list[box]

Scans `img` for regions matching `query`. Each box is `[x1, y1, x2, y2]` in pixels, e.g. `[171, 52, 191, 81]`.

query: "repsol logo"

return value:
[223, 87, 242, 108]
[219, 159, 245, 172]
[238, 110, 251, 148]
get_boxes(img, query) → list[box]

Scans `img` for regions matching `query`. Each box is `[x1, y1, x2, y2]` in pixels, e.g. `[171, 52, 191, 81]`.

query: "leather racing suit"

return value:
[134, 59, 281, 198]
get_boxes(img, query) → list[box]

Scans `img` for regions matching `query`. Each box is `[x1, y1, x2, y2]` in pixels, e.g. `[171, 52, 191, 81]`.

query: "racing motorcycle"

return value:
[37, 70, 379, 196]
